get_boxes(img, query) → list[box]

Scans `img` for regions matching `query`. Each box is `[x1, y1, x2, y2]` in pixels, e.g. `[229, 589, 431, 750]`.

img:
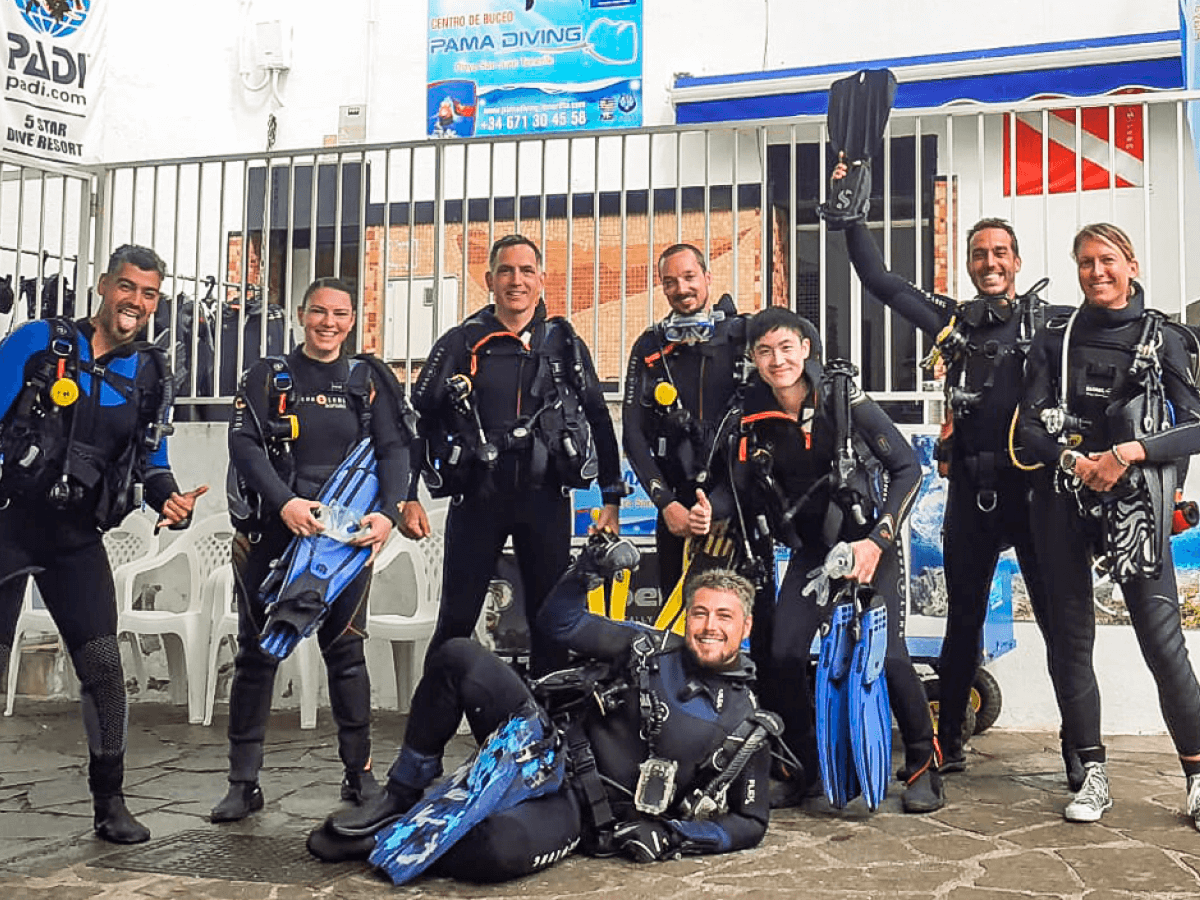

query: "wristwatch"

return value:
[1059, 449, 1079, 474]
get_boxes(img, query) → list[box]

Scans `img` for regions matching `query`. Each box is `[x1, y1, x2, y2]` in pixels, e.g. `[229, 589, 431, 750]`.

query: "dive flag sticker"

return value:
[1003, 92, 1145, 196]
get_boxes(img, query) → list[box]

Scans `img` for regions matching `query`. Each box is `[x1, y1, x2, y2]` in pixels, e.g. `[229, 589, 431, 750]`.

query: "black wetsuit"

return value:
[622, 295, 747, 595]
[0, 317, 180, 807]
[844, 222, 1072, 756]
[1018, 284, 1200, 769]
[376, 562, 768, 881]
[224, 347, 411, 786]
[709, 372, 932, 784]
[412, 301, 622, 673]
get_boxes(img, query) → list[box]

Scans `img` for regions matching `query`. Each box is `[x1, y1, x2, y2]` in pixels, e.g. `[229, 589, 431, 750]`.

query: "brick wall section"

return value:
[934, 176, 948, 297]
[361, 209, 767, 383]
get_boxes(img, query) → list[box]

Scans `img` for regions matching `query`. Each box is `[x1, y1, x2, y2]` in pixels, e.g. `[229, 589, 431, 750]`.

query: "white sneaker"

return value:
[1064, 762, 1112, 823]
[1187, 774, 1200, 832]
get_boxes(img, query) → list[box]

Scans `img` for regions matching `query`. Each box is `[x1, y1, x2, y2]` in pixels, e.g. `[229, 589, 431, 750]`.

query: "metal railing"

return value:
[0, 157, 92, 336]
[5, 89, 1198, 421]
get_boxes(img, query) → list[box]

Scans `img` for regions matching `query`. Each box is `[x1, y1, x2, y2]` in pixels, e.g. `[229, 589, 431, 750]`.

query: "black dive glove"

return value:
[613, 820, 680, 863]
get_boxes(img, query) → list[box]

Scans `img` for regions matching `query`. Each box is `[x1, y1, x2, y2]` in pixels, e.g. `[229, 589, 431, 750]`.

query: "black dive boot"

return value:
[341, 766, 381, 803]
[326, 781, 423, 838]
[211, 781, 264, 822]
[90, 754, 150, 844]
[902, 757, 945, 814]
[938, 737, 967, 774]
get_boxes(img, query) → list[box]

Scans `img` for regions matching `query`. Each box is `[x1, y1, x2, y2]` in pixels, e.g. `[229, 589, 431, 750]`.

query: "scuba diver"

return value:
[307, 536, 771, 885]
[0, 244, 206, 844]
[704, 307, 941, 813]
[1018, 223, 1200, 828]
[622, 243, 750, 598]
[400, 234, 624, 675]
[824, 67, 1075, 783]
[212, 276, 415, 822]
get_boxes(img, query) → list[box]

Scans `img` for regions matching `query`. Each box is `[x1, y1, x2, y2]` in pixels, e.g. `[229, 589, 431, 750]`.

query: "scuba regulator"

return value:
[445, 373, 498, 466]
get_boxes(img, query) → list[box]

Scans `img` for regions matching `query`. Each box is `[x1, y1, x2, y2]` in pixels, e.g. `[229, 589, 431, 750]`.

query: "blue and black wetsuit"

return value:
[362, 560, 768, 881]
[843, 222, 1072, 760]
[223, 346, 412, 790]
[0, 316, 180, 817]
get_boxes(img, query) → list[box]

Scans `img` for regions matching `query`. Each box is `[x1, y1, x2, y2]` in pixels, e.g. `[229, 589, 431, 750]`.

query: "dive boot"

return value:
[89, 753, 150, 844]
[326, 782, 422, 838]
[93, 795, 151, 844]
[902, 762, 945, 814]
[939, 740, 967, 775]
[341, 767, 382, 803]
[210, 781, 264, 822]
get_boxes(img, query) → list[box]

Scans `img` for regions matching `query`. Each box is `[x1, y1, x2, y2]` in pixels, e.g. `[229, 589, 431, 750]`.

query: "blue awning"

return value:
[673, 31, 1184, 124]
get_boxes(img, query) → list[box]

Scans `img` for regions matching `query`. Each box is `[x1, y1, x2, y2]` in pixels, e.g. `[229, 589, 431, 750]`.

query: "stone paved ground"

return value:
[2, 700, 1199, 899]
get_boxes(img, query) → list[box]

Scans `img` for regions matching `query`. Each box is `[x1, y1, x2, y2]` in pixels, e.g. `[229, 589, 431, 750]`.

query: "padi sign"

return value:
[2, 0, 104, 163]
[17, 0, 92, 38]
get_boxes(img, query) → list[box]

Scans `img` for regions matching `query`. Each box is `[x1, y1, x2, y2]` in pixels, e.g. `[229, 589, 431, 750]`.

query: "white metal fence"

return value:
[4, 90, 1199, 422]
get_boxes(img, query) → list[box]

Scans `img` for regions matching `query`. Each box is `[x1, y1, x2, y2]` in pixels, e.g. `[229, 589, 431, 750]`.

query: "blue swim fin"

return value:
[259, 438, 382, 659]
[370, 708, 565, 886]
[848, 590, 891, 811]
[815, 598, 859, 808]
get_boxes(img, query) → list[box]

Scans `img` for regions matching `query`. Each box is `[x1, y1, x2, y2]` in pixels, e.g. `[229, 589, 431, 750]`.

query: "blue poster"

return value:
[1184, 2, 1200, 177]
[427, 0, 642, 138]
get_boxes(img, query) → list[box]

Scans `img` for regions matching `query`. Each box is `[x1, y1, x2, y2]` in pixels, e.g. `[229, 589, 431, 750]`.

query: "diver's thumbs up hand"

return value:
[688, 488, 712, 536]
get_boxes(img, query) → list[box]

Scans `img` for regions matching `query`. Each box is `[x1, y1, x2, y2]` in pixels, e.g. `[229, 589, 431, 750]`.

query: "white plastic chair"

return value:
[367, 526, 442, 712]
[202, 564, 319, 730]
[4, 579, 63, 716]
[116, 511, 233, 724]
[5, 512, 160, 716]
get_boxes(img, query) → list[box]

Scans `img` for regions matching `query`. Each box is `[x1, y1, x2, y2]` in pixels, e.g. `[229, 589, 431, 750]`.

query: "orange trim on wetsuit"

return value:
[469, 331, 528, 377]
[740, 409, 812, 449]
[643, 343, 679, 368]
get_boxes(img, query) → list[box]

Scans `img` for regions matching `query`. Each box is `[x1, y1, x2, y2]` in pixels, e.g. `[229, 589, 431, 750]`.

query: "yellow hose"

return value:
[1007, 406, 1042, 471]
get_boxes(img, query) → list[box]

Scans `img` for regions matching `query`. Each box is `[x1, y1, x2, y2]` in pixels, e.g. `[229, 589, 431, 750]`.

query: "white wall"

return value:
[98, 1, 1182, 161]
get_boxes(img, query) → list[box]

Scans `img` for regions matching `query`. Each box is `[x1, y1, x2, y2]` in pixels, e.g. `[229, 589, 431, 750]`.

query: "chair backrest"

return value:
[103, 512, 159, 569]
[202, 565, 238, 628]
[412, 520, 446, 605]
[180, 512, 236, 584]
[131, 512, 233, 616]
[370, 533, 434, 619]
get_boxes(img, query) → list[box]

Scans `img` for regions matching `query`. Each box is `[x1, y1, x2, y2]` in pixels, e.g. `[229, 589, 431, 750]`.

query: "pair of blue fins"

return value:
[259, 437, 382, 659]
[811, 545, 892, 811]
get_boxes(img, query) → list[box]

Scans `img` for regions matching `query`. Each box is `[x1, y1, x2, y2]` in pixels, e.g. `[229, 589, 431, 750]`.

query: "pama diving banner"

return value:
[427, 0, 641, 139]
[1, 0, 105, 164]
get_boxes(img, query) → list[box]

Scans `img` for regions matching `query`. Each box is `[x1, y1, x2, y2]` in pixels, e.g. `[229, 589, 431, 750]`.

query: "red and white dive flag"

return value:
[1003, 94, 1145, 196]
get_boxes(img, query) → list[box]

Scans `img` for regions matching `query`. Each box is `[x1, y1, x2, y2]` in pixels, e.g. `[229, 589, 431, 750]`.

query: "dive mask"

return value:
[661, 310, 724, 344]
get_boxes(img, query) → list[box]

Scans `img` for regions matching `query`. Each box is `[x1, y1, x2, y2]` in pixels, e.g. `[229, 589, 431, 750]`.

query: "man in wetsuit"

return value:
[623, 243, 749, 598]
[705, 306, 940, 812]
[837, 194, 1073, 780]
[0, 244, 206, 843]
[310, 546, 770, 882]
[400, 234, 624, 674]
